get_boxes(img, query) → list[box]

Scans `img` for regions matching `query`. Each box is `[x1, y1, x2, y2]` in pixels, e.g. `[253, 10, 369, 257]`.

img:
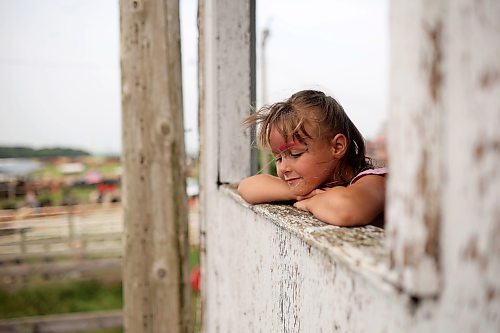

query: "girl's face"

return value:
[269, 126, 338, 196]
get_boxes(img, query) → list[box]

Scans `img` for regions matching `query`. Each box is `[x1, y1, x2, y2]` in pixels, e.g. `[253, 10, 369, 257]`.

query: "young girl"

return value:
[237, 90, 387, 227]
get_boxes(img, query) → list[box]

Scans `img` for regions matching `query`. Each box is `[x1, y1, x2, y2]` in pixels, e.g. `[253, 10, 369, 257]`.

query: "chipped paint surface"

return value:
[204, 188, 412, 332]
[203, 187, 500, 332]
[387, 0, 445, 296]
[388, 0, 500, 300]
[201, 0, 500, 331]
[224, 187, 393, 288]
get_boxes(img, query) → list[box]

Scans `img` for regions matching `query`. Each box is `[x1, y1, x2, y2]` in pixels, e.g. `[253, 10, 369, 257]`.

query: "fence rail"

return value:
[0, 204, 123, 262]
[0, 205, 124, 285]
[0, 232, 122, 247]
[0, 310, 122, 333]
[0, 258, 122, 278]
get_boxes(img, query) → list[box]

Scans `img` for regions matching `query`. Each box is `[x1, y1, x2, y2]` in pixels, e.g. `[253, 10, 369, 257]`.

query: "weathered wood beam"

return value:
[120, 0, 191, 332]
[388, 0, 500, 297]
[199, 0, 256, 330]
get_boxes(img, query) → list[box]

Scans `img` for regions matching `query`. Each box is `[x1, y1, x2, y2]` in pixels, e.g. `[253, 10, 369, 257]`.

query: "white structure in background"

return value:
[0, 159, 42, 179]
[186, 177, 199, 198]
[58, 163, 84, 175]
[200, 0, 500, 332]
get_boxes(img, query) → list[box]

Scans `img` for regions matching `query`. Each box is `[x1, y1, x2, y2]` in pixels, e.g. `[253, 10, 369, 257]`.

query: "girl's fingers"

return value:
[296, 189, 325, 201]
[293, 200, 309, 212]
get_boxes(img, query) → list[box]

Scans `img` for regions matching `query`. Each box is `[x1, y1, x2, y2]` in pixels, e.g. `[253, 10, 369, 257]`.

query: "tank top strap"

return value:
[350, 167, 388, 185]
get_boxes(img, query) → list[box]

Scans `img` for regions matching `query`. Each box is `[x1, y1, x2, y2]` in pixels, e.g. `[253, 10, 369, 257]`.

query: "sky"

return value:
[0, 0, 388, 156]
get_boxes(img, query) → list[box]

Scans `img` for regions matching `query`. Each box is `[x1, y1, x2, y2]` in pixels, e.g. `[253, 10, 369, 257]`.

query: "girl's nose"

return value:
[278, 158, 291, 174]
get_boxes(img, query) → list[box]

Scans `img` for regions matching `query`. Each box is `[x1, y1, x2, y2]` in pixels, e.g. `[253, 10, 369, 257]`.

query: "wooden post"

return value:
[8, 179, 16, 201]
[120, 0, 190, 332]
[387, 0, 500, 297]
[67, 206, 75, 251]
[386, 0, 445, 296]
[19, 228, 27, 255]
[199, 0, 255, 330]
[201, 0, 256, 186]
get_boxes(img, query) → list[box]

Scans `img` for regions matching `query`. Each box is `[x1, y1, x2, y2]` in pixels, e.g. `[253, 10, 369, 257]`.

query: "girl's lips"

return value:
[286, 178, 301, 186]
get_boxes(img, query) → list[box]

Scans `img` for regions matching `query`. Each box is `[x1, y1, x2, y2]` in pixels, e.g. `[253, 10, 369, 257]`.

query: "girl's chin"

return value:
[289, 186, 315, 197]
[287, 179, 319, 197]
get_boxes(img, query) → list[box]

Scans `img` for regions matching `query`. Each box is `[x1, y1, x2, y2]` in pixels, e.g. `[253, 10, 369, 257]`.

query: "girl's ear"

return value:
[330, 133, 348, 158]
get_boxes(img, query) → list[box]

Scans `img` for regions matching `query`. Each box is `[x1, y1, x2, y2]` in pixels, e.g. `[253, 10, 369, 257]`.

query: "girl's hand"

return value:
[293, 198, 312, 212]
[295, 188, 329, 212]
[295, 175, 386, 226]
[295, 188, 326, 201]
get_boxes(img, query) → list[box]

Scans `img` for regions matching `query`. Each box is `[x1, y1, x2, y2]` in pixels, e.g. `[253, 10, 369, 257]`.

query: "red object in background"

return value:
[190, 266, 200, 293]
[97, 182, 117, 194]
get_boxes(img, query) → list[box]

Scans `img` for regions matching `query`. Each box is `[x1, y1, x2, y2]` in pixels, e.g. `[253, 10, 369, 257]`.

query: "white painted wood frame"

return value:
[199, 0, 500, 330]
[199, 0, 256, 330]
[387, 0, 500, 298]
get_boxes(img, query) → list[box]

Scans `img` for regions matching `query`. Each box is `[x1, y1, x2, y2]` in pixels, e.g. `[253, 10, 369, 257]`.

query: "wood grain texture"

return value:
[120, 0, 191, 332]
[387, 0, 500, 299]
[387, 0, 444, 296]
[199, 0, 255, 331]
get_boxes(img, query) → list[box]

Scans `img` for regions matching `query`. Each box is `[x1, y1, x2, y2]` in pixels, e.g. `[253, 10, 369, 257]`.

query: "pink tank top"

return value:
[350, 167, 388, 185]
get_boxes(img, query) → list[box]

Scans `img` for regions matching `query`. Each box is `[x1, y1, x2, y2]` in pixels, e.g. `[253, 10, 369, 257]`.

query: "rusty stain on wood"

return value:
[426, 21, 443, 103]
[415, 148, 440, 260]
[474, 140, 500, 161]
[403, 245, 412, 266]
[475, 143, 485, 161]
[423, 209, 440, 259]
[417, 150, 429, 199]
[480, 70, 499, 89]
[486, 287, 496, 303]
[463, 236, 488, 271]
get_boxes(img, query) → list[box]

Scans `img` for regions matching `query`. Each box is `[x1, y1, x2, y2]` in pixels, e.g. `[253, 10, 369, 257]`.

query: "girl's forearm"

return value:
[295, 188, 357, 226]
[298, 179, 385, 227]
[237, 174, 295, 204]
[307, 199, 357, 226]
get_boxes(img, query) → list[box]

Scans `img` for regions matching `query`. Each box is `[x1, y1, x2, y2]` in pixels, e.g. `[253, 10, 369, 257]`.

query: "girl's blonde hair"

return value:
[244, 90, 373, 184]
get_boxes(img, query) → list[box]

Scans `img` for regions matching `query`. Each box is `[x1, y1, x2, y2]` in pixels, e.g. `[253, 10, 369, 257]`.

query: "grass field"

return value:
[0, 280, 122, 319]
[0, 246, 200, 333]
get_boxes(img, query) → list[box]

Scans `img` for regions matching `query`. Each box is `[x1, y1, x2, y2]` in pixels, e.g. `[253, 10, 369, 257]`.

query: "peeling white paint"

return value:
[200, 0, 500, 331]
[204, 190, 412, 332]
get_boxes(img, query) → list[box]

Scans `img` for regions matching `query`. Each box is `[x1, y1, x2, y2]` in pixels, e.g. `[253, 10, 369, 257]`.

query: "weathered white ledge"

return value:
[221, 185, 403, 297]
[204, 185, 418, 331]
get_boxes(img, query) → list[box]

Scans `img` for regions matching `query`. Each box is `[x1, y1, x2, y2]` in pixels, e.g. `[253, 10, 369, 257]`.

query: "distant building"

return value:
[58, 162, 85, 175]
[0, 158, 42, 199]
[366, 136, 387, 166]
[366, 121, 387, 166]
[0, 158, 42, 178]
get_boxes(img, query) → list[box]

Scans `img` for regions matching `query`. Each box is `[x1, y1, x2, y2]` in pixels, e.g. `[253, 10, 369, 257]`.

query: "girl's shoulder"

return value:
[350, 167, 388, 185]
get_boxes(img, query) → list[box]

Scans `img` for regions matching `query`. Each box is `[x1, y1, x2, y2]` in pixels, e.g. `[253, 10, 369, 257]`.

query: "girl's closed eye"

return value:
[274, 151, 302, 162]
[289, 151, 304, 158]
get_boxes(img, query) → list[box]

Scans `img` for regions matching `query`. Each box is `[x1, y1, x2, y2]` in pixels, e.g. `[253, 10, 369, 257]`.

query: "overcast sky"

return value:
[0, 0, 388, 156]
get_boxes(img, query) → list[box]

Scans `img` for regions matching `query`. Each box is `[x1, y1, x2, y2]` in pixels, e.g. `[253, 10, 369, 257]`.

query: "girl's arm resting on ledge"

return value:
[237, 174, 296, 204]
[294, 175, 386, 227]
